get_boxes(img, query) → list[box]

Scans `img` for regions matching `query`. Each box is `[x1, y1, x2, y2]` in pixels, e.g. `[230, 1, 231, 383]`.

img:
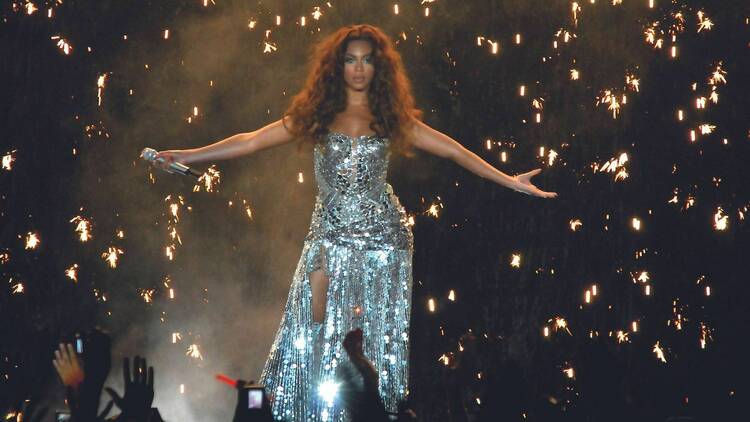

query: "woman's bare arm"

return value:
[171, 118, 297, 165]
[409, 120, 557, 198]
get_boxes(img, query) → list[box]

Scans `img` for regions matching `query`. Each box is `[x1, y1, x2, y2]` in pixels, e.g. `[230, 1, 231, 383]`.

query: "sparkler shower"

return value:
[2, 0, 749, 421]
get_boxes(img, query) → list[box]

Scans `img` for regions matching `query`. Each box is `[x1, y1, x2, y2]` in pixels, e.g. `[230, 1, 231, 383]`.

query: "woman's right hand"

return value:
[152, 150, 191, 170]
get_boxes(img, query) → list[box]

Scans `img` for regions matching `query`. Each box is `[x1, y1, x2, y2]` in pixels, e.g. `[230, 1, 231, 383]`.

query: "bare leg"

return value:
[309, 269, 330, 324]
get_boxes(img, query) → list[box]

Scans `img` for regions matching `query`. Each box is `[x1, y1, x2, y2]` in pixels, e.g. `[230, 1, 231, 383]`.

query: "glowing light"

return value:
[25, 232, 40, 249]
[570, 69, 579, 80]
[428, 298, 436, 313]
[569, 219, 582, 231]
[2, 150, 17, 170]
[298, 172, 304, 183]
[187, 344, 204, 360]
[70, 216, 93, 242]
[653, 341, 667, 363]
[448, 290, 456, 301]
[713, 207, 728, 230]
[193, 165, 220, 192]
[11, 279, 24, 294]
[66, 264, 79, 282]
[97, 74, 107, 107]
[51, 35, 73, 55]
[101, 246, 124, 268]
[563, 367, 575, 378]
[172, 332, 182, 343]
[519, 85, 526, 96]
[318, 380, 339, 406]
[632, 217, 641, 231]
[510, 254, 521, 268]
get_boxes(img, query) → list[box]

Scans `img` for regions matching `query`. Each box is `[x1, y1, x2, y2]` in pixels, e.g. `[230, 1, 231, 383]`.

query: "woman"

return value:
[155, 24, 556, 421]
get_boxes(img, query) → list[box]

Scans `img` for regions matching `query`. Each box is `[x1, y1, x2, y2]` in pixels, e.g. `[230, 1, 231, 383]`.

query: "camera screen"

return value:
[247, 389, 263, 409]
[56, 411, 72, 422]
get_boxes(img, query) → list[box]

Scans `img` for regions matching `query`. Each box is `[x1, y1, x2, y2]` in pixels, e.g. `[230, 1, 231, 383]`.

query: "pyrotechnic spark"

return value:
[263, 42, 277, 53]
[0, 251, 9, 264]
[632, 217, 641, 231]
[2, 150, 16, 170]
[597, 90, 621, 118]
[547, 149, 558, 166]
[616, 330, 630, 343]
[428, 298, 436, 313]
[569, 219, 582, 231]
[563, 367, 575, 378]
[593, 152, 629, 181]
[571, 2, 580, 26]
[448, 290, 456, 301]
[548, 316, 572, 335]
[713, 207, 728, 230]
[570, 69, 579, 80]
[193, 165, 220, 192]
[318, 380, 339, 406]
[97, 74, 107, 107]
[50, 35, 72, 55]
[699, 323, 713, 349]
[172, 332, 182, 343]
[697, 11, 714, 32]
[165, 244, 176, 261]
[70, 216, 93, 241]
[66, 264, 79, 282]
[101, 246, 123, 268]
[25, 232, 40, 249]
[139, 288, 156, 304]
[510, 254, 521, 268]
[626, 74, 640, 92]
[653, 341, 667, 363]
[187, 344, 203, 360]
[695, 123, 716, 137]
[424, 199, 443, 218]
[10, 278, 24, 294]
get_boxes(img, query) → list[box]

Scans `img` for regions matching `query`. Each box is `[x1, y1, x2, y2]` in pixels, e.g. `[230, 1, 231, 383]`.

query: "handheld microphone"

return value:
[140, 148, 202, 178]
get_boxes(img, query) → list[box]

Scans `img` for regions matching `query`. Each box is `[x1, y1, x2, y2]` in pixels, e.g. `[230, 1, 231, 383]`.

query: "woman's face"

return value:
[342, 39, 375, 92]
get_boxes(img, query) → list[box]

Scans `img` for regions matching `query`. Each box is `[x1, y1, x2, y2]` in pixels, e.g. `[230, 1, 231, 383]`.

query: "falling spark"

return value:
[187, 344, 204, 360]
[653, 341, 667, 363]
[50, 35, 72, 55]
[172, 332, 182, 343]
[25, 232, 40, 249]
[428, 298, 436, 313]
[570, 69, 579, 80]
[101, 246, 124, 268]
[0, 251, 9, 264]
[563, 367, 575, 378]
[448, 290, 456, 301]
[2, 150, 16, 170]
[632, 217, 641, 231]
[549, 316, 572, 335]
[70, 216, 93, 241]
[626, 74, 640, 92]
[597, 90, 621, 118]
[139, 288, 156, 304]
[510, 254, 521, 268]
[193, 165, 221, 192]
[318, 380, 339, 406]
[708, 63, 727, 85]
[698, 124, 716, 135]
[616, 331, 630, 343]
[97, 74, 107, 107]
[66, 264, 79, 282]
[697, 11, 714, 32]
[569, 219, 582, 231]
[713, 207, 728, 230]
[11, 279, 24, 294]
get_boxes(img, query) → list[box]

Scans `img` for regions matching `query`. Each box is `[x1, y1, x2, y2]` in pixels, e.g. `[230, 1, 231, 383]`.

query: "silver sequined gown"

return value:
[259, 132, 414, 421]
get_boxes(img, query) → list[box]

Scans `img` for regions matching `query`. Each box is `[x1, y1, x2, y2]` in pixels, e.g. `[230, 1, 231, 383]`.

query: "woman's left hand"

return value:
[513, 169, 558, 198]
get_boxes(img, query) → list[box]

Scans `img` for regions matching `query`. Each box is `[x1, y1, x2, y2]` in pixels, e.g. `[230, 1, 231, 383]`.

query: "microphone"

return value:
[140, 148, 202, 178]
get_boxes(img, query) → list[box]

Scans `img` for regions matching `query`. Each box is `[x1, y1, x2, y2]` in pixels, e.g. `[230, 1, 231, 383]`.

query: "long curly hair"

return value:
[284, 24, 422, 155]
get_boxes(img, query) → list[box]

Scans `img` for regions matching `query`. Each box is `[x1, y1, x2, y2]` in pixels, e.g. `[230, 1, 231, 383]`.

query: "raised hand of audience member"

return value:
[105, 356, 154, 421]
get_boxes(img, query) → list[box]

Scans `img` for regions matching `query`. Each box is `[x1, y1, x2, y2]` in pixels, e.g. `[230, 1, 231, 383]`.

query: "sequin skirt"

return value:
[259, 207, 413, 421]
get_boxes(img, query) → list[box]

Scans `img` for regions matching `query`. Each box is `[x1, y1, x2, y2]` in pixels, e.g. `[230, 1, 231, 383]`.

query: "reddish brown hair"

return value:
[284, 24, 422, 155]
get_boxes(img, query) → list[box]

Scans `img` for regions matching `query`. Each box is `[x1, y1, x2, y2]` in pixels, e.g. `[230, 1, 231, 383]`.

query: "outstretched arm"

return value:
[154, 117, 297, 166]
[409, 120, 557, 198]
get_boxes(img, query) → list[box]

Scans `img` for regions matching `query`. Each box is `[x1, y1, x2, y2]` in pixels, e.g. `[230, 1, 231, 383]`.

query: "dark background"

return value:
[1, 0, 748, 420]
